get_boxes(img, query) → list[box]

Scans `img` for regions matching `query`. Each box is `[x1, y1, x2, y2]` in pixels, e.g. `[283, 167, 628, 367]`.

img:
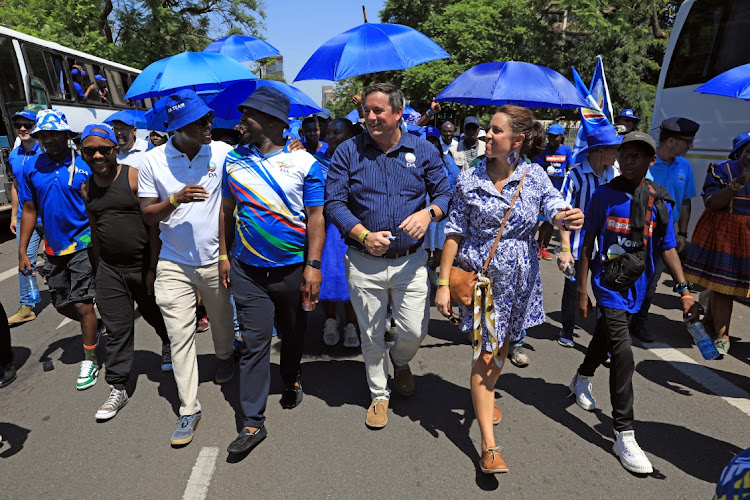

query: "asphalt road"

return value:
[0, 221, 747, 499]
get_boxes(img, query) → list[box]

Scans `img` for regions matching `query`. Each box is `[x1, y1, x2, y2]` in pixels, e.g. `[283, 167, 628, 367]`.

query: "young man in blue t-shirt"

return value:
[18, 110, 100, 391]
[570, 132, 698, 475]
[534, 124, 573, 260]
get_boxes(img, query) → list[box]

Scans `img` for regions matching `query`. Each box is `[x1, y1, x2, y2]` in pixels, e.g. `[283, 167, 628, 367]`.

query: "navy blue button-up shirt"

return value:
[325, 131, 451, 253]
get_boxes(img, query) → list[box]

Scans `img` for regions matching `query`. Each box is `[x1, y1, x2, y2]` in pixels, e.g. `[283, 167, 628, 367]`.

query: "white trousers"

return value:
[345, 248, 430, 400]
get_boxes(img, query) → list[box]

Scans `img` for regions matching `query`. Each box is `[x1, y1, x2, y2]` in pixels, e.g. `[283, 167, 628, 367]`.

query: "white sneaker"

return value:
[569, 372, 596, 410]
[613, 429, 653, 474]
[95, 385, 128, 420]
[343, 323, 360, 348]
[323, 318, 340, 346]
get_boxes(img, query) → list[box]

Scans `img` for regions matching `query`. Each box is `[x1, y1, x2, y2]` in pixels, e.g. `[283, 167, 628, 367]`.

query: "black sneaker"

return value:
[227, 425, 267, 454]
[0, 362, 17, 388]
[280, 383, 303, 409]
[629, 321, 654, 342]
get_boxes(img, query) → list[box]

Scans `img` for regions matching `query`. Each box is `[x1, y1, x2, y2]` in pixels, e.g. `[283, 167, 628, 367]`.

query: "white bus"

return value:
[0, 25, 148, 208]
[652, 0, 750, 230]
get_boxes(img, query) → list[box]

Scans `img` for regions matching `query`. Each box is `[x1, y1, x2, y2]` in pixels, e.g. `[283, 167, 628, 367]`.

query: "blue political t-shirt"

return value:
[583, 184, 676, 312]
[646, 155, 696, 224]
[20, 152, 92, 256]
[534, 144, 573, 190]
[9, 141, 42, 222]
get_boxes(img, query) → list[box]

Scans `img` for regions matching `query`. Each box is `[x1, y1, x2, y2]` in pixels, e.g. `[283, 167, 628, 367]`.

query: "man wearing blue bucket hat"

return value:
[18, 109, 101, 391]
[558, 125, 621, 350]
[7, 108, 44, 326]
[138, 89, 235, 447]
[614, 109, 640, 134]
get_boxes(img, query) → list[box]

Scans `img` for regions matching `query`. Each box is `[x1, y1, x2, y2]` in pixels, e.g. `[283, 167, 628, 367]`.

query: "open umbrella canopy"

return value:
[105, 109, 147, 128]
[208, 80, 322, 120]
[695, 63, 750, 100]
[203, 35, 280, 63]
[125, 52, 257, 100]
[294, 23, 450, 82]
[436, 61, 587, 109]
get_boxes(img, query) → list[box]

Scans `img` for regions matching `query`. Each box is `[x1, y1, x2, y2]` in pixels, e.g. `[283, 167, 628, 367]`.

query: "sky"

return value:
[261, 0, 386, 106]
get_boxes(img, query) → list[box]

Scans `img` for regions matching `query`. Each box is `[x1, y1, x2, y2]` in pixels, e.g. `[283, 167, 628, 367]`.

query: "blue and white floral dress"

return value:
[445, 159, 566, 350]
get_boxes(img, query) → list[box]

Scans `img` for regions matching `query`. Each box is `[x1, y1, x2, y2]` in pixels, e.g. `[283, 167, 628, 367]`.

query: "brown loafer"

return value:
[365, 398, 389, 429]
[479, 446, 509, 474]
[493, 404, 502, 425]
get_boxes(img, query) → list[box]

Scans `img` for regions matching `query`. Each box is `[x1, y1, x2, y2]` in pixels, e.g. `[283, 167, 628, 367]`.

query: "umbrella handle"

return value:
[362, 5, 368, 23]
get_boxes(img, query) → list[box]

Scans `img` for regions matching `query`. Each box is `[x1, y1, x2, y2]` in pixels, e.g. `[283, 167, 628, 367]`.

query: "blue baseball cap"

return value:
[105, 110, 138, 127]
[423, 126, 440, 139]
[616, 109, 640, 122]
[729, 132, 750, 160]
[164, 89, 213, 132]
[95, 74, 106, 82]
[11, 109, 37, 123]
[71, 67, 86, 77]
[316, 108, 332, 120]
[575, 125, 623, 157]
[31, 109, 76, 136]
[81, 123, 117, 145]
[548, 124, 565, 135]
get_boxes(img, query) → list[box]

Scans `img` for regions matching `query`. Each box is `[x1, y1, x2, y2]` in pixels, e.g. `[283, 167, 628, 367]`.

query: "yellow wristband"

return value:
[358, 229, 371, 244]
[437, 279, 450, 286]
[218, 254, 229, 261]
[560, 247, 572, 253]
[11, 216, 17, 221]
[169, 194, 180, 207]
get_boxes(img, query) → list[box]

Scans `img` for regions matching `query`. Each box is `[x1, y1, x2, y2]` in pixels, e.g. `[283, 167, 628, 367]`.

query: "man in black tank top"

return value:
[79, 124, 170, 421]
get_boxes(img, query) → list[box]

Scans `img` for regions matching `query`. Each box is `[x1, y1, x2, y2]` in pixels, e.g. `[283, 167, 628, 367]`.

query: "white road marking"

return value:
[57, 318, 73, 329]
[182, 446, 219, 500]
[649, 343, 750, 417]
[0, 267, 18, 282]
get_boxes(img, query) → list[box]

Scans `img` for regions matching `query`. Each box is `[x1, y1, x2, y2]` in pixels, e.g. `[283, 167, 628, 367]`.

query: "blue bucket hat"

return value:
[729, 132, 750, 160]
[81, 123, 117, 145]
[164, 89, 213, 132]
[576, 125, 623, 157]
[548, 124, 565, 135]
[238, 86, 290, 125]
[11, 109, 37, 123]
[31, 109, 76, 136]
[616, 109, 640, 122]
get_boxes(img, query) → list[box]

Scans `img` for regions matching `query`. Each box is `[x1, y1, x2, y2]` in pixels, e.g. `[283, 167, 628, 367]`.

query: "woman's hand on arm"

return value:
[553, 205, 584, 232]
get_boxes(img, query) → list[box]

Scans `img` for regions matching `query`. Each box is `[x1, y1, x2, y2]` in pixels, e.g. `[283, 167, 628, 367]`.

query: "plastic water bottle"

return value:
[301, 285, 315, 312]
[23, 271, 40, 303]
[687, 321, 720, 360]
[554, 248, 576, 282]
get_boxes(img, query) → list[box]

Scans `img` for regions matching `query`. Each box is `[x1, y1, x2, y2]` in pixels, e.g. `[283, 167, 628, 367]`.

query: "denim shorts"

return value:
[45, 249, 95, 309]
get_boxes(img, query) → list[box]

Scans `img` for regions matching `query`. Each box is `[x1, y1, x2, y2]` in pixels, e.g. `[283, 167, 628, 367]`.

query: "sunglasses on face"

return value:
[192, 113, 215, 128]
[14, 122, 35, 130]
[82, 146, 115, 156]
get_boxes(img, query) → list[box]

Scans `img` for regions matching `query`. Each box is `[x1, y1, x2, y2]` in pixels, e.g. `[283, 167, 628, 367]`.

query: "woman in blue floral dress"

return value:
[435, 105, 584, 474]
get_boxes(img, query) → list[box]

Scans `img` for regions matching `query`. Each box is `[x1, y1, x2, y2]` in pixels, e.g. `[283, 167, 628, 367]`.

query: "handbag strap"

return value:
[481, 167, 528, 272]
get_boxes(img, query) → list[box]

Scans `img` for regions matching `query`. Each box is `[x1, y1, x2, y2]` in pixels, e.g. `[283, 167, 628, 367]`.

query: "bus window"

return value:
[119, 71, 137, 107]
[665, 0, 750, 88]
[0, 36, 25, 109]
[48, 53, 71, 100]
[90, 64, 110, 105]
[78, 62, 105, 104]
[104, 67, 126, 107]
[24, 46, 73, 100]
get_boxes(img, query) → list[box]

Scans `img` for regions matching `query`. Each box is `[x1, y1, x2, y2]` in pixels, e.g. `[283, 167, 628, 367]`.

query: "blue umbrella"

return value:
[436, 61, 587, 109]
[125, 52, 257, 100]
[294, 23, 450, 82]
[208, 80, 322, 120]
[203, 35, 280, 63]
[695, 63, 750, 100]
[105, 109, 147, 128]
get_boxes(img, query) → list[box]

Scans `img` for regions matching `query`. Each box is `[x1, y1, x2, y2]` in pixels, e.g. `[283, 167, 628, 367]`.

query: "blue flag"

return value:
[572, 64, 612, 161]
[590, 55, 613, 123]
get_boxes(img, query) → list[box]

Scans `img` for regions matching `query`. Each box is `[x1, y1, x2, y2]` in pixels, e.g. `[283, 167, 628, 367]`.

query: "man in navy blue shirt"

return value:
[326, 83, 450, 429]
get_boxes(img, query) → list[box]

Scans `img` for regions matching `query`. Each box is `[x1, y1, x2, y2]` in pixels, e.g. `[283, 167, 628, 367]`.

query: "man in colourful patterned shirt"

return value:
[219, 86, 325, 456]
[18, 110, 100, 391]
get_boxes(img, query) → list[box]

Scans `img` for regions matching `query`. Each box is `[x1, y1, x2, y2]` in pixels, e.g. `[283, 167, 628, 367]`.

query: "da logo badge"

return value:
[404, 152, 416, 168]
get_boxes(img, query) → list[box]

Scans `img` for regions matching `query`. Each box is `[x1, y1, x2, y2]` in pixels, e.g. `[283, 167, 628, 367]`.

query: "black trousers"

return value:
[231, 257, 306, 428]
[0, 302, 11, 365]
[578, 306, 635, 432]
[96, 260, 169, 390]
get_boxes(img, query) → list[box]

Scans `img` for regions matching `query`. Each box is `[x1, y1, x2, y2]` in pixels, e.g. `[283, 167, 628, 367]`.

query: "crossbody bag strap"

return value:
[481, 168, 528, 272]
[641, 183, 657, 249]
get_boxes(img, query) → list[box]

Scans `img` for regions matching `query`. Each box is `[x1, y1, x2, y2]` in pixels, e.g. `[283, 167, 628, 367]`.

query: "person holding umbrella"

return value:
[435, 106, 583, 473]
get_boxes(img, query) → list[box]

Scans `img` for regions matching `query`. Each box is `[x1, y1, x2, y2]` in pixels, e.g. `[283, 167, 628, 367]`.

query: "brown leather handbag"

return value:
[449, 169, 528, 306]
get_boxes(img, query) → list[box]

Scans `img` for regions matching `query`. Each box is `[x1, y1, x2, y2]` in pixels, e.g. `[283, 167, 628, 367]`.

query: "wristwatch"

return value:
[306, 259, 321, 269]
[428, 207, 437, 220]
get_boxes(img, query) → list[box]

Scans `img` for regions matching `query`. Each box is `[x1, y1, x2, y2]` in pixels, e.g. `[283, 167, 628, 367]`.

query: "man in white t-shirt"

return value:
[105, 112, 149, 169]
[138, 90, 235, 447]
[450, 116, 486, 171]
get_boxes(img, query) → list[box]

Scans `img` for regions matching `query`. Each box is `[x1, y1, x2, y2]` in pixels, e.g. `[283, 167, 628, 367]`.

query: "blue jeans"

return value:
[16, 220, 44, 306]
